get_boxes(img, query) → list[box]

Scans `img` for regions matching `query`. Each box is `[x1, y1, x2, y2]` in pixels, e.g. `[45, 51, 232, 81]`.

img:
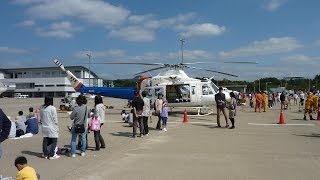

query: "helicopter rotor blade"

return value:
[222, 61, 258, 64]
[86, 62, 165, 66]
[134, 66, 168, 76]
[185, 66, 238, 77]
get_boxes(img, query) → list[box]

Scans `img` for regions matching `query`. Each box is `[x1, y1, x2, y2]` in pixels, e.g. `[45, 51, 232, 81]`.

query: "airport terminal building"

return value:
[0, 66, 103, 97]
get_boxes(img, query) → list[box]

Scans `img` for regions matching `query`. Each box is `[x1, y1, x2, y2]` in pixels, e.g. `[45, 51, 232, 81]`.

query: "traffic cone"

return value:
[278, 111, 286, 124]
[183, 110, 188, 123]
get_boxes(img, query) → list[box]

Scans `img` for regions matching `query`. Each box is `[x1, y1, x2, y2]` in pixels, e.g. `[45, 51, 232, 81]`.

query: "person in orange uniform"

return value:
[255, 91, 263, 113]
[262, 92, 268, 112]
[311, 93, 319, 112]
[303, 92, 315, 120]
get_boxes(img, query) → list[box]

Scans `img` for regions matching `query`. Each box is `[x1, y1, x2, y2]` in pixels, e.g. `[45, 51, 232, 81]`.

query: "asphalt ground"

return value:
[1, 98, 320, 180]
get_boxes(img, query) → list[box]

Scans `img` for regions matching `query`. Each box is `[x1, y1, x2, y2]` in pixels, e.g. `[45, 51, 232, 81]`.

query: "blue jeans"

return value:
[161, 117, 167, 126]
[0, 143, 2, 159]
[70, 128, 87, 154]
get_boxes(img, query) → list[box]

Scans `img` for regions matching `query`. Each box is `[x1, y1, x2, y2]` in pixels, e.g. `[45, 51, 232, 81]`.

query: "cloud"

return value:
[265, 0, 288, 11]
[108, 26, 155, 42]
[281, 54, 320, 65]
[129, 13, 196, 29]
[218, 37, 303, 59]
[0, 46, 31, 54]
[74, 49, 126, 59]
[313, 39, 320, 47]
[176, 23, 226, 38]
[20, 0, 130, 26]
[35, 21, 82, 39]
[16, 20, 35, 27]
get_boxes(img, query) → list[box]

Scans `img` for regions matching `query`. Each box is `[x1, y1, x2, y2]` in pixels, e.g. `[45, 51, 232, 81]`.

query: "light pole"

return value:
[258, 79, 261, 92]
[86, 53, 92, 86]
[180, 38, 186, 64]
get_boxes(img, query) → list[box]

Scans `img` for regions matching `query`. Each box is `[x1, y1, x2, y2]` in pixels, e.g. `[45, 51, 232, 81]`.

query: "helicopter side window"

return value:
[202, 84, 213, 95]
[191, 86, 195, 95]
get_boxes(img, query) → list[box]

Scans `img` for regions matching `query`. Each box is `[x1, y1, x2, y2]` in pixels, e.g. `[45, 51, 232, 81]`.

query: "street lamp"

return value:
[86, 53, 92, 87]
[258, 79, 261, 91]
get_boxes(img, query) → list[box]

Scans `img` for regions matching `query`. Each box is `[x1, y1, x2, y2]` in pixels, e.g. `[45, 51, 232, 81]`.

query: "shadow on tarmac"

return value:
[110, 132, 132, 137]
[293, 133, 320, 138]
[21, 150, 43, 158]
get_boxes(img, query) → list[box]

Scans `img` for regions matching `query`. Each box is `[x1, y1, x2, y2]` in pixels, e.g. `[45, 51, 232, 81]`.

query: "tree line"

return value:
[104, 74, 320, 92]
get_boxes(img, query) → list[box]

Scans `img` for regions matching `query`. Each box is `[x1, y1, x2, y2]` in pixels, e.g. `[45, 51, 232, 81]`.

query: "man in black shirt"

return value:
[215, 87, 229, 128]
[131, 91, 144, 138]
[0, 108, 11, 159]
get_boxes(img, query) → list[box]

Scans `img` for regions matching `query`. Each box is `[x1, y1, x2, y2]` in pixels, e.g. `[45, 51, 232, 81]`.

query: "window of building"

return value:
[45, 84, 55, 87]
[17, 72, 23, 78]
[33, 72, 42, 78]
[74, 70, 81, 78]
[16, 83, 35, 89]
[43, 71, 51, 78]
[56, 84, 71, 87]
[35, 85, 44, 87]
[51, 71, 60, 77]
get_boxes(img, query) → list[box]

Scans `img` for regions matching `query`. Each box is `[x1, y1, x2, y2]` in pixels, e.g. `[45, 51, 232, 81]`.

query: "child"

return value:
[160, 101, 169, 132]
[15, 156, 38, 180]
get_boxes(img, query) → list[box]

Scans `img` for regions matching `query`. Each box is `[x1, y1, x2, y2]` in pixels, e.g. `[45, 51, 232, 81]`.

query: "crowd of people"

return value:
[2, 88, 320, 179]
[245, 90, 320, 120]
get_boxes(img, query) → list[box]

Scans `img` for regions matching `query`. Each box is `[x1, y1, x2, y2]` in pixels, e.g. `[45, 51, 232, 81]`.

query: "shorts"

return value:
[229, 110, 236, 118]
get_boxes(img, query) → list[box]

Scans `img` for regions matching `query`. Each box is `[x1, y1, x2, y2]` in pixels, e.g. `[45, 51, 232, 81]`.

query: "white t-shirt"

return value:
[142, 97, 150, 117]
[300, 93, 305, 99]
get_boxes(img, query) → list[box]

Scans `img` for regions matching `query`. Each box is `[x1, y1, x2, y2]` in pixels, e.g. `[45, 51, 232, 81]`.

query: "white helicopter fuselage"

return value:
[140, 70, 230, 108]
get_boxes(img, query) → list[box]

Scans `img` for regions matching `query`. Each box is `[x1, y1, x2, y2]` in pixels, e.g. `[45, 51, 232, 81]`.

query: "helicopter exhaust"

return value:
[53, 59, 84, 90]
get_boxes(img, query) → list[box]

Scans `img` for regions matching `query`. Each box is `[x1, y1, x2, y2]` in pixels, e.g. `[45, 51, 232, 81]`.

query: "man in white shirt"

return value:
[142, 91, 150, 135]
[155, 93, 163, 130]
[300, 91, 305, 106]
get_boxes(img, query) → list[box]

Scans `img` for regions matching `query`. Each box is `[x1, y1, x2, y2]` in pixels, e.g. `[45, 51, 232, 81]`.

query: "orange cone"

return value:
[278, 111, 286, 124]
[183, 110, 188, 123]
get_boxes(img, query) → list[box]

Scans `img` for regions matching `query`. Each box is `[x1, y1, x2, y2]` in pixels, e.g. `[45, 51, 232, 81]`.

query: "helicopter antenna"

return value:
[180, 37, 186, 64]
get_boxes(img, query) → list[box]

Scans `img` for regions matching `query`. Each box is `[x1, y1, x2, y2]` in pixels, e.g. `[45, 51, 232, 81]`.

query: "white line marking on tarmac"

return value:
[248, 123, 315, 126]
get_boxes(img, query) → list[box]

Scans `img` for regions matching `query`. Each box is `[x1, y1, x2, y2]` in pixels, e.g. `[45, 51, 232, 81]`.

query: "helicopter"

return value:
[54, 59, 255, 114]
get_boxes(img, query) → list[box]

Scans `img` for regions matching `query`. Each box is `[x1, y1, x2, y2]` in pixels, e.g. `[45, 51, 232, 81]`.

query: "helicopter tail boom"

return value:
[53, 59, 84, 91]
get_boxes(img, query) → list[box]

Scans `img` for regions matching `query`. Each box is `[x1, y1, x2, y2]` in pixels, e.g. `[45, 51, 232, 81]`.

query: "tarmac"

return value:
[1, 98, 320, 180]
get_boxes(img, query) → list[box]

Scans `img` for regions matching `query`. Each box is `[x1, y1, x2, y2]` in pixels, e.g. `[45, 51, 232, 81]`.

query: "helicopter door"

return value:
[201, 84, 215, 103]
[189, 85, 198, 103]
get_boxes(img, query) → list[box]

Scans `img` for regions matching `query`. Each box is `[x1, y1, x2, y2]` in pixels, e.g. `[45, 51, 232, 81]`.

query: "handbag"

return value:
[74, 124, 85, 134]
[90, 116, 101, 131]
[74, 107, 87, 134]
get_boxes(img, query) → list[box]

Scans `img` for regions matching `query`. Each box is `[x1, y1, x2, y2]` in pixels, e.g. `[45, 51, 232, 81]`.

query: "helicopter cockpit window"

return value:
[202, 84, 213, 95]
[211, 82, 219, 92]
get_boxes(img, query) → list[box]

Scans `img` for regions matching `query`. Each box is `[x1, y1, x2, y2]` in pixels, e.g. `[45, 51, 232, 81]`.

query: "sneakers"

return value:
[163, 128, 167, 132]
[81, 152, 85, 157]
[70, 154, 76, 158]
[140, 134, 144, 138]
[49, 154, 60, 160]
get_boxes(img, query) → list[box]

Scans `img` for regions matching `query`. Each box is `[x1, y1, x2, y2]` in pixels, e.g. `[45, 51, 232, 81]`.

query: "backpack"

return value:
[16, 129, 25, 137]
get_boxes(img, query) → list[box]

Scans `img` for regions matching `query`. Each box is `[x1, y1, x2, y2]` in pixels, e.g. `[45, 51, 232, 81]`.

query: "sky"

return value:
[0, 0, 320, 81]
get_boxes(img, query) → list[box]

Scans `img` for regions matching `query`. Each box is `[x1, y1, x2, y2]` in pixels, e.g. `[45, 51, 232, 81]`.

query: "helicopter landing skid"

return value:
[188, 107, 214, 117]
